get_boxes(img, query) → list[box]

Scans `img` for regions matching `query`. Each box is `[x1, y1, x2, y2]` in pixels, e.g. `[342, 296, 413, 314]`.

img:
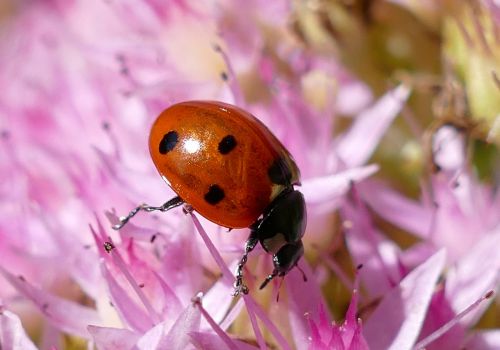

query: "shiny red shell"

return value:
[149, 101, 300, 228]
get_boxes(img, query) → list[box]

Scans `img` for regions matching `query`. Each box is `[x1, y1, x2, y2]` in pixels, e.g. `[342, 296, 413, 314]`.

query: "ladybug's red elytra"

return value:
[113, 101, 307, 295]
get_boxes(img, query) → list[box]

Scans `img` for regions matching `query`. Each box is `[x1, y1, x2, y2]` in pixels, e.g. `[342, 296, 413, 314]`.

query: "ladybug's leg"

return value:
[233, 224, 260, 296]
[259, 240, 304, 290]
[112, 196, 184, 230]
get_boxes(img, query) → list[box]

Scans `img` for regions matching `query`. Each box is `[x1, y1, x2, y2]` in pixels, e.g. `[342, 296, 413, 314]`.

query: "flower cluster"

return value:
[0, 1, 499, 349]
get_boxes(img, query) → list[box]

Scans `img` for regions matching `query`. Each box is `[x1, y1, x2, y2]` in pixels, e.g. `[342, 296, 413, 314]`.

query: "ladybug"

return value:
[113, 101, 307, 295]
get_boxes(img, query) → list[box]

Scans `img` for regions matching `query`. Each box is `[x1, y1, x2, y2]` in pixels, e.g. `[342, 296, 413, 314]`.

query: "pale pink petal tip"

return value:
[0, 309, 38, 350]
[336, 84, 411, 168]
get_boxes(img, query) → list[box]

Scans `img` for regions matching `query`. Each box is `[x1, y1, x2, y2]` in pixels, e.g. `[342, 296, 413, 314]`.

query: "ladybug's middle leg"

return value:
[113, 196, 184, 230]
[233, 222, 260, 296]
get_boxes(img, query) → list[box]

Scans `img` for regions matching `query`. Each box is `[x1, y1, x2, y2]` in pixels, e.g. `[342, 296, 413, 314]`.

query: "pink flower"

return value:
[1, 1, 498, 350]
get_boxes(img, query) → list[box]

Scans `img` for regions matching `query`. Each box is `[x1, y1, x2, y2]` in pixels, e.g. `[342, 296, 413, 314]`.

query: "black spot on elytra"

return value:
[204, 184, 225, 205]
[159, 131, 178, 154]
[268, 157, 292, 185]
[218, 135, 237, 154]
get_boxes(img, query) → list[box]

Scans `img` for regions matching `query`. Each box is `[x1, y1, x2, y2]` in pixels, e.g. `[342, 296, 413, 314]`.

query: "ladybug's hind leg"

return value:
[112, 196, 184, 230]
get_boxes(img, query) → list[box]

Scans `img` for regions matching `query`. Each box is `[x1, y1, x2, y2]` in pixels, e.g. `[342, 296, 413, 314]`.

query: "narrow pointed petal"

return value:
[200, 279, 235, 327]
[359, 181, 432, 238]
[415, 290, 493, 349]
[302, 165, 379, 206]
[364, 250, 446, 350]
[100, 263, 154, 333]
[350, 323, 370, 350]
[342, 200, 402, 298]
[335, 84, 411, 167]
[0, 309, 38, 350]
[446, 227, 500, 326]
[161, 303, 201, 349]
[135, 303, 201, 350]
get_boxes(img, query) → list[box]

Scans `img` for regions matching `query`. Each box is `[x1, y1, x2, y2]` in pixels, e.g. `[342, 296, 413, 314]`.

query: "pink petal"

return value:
[302, 165, 379, 207]
[219, 297, 245, 331]
[194, 297, 238, 349]
[363, 249, 446, 350]
[446, 227, 500, 326]
[335, 84, 411, 167]
[286, 263, 329, 349]
[0, 268, 101, 339]
[201, 279, 236, 328]
[100, 263, 154, 333]
[359, 181, 432, 239]
[306, 318, 330, 350]
[431, 124, 467, 172]
[342, 289, 360, 347]
[135, 303, 200, 350]
[335, 80, 373, 116]
[416, 288, 466, 350]
[153, 272, 183, 319]
[328, 327, 345, 350]
[342, 199, 402, 298]
[415, 290, 493, 349]
[428, 175, 487, 262]
[87, 325, 140, 350]
[243, 295, 292, 350]
[0, 309, 38, 350]
[318, 304, 334, 346]
[465, 330, 500, 349]
[160, 303, 202, 349]
[349, 322, 370, 350]
[189, 331, 259, 350]
[189, 212, 234, 284]
[245, 294, 266, 350]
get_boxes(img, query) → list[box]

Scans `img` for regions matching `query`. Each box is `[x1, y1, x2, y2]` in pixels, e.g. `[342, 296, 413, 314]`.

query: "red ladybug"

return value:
[114, 101, 307, 295]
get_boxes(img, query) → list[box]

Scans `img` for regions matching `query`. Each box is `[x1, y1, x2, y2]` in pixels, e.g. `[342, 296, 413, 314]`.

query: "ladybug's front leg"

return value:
[233, 223, 260, 296]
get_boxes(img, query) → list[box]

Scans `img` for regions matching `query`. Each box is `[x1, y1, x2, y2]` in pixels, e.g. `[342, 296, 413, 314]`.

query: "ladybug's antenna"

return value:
[276, 276, 286, 302]
[112, 196, 184, 230]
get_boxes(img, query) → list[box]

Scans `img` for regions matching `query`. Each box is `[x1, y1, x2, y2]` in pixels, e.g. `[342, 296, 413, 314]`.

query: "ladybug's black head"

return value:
[252, 189, 307, 288]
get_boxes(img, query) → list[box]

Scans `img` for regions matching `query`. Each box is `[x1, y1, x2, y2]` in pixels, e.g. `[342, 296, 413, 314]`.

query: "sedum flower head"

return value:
[0, 1, 499, 350]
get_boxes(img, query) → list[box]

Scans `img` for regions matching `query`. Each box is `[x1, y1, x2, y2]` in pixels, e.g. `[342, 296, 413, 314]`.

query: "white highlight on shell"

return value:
[183, 138, 201, 154]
